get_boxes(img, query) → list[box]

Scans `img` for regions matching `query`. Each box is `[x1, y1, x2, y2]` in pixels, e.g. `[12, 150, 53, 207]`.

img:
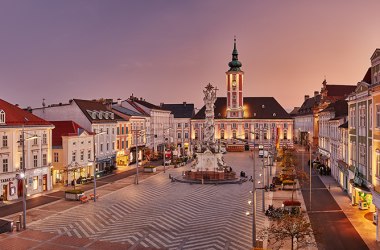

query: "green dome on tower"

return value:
[228, 38, 242, 72]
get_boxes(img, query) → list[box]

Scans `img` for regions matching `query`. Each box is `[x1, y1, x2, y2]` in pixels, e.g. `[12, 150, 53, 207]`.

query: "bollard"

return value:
[16, 221, 21, 232]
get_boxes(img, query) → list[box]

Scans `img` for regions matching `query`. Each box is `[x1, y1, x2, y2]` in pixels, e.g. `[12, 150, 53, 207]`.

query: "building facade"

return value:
[51, 121, 94, 187]
[112, 103, 149, 164]
[32, 99, 118, 175]
[368, 48, 380, 241]
[192, 39, 293, 151]
[161, 102, 194, 156]
[0, 99, 54, 201]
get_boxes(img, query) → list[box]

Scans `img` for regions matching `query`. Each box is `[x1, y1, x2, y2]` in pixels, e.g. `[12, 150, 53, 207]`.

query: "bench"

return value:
[80, 195, 89, 203]
[89, 194, 99, 200]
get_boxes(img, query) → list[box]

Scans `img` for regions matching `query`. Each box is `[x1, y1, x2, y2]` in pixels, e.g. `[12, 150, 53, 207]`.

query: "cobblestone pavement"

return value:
[1, 152, 267, 250]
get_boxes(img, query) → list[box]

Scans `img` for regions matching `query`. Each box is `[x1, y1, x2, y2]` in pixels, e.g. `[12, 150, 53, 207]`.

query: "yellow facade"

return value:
[372, 85, 380, 192]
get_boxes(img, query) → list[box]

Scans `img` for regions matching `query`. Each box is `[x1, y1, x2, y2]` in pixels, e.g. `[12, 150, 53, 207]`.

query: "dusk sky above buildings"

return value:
[1, 0, 380, 110]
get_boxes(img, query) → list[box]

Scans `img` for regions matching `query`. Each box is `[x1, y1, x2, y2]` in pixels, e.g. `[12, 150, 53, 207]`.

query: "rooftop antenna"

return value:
[42, 98, 46, 113]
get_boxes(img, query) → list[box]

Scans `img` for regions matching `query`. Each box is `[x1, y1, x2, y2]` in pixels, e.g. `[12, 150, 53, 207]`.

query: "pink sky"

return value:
[1, 0, 380, 110]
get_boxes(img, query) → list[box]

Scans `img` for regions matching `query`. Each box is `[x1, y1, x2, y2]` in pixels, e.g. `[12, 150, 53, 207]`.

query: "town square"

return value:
[1, 1, 380, 250]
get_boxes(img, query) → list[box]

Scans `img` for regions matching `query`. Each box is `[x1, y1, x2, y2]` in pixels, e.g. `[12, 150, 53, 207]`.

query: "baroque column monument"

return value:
[183, 83, 237, 183]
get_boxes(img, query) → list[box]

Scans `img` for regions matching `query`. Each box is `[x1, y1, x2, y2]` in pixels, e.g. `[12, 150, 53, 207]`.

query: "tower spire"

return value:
[228, 37, 242, 72]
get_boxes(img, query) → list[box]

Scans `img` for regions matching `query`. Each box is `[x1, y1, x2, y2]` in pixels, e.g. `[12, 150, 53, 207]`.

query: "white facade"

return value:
[0, 126, 53, 201]
[294, 114, 314, 143]
[33, 100, 118, 173]
[173, 117, 192, 156]
[52, 131, 94, 186]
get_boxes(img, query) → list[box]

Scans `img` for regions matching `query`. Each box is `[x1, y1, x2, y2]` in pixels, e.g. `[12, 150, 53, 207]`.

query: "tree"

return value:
[259, 214, 315, 250]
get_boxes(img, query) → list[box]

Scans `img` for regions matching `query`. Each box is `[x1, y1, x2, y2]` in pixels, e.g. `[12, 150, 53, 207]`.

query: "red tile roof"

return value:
[51, 121, 92, 146]
[325, 85, 356, 97]
[0, 99, 52, 126]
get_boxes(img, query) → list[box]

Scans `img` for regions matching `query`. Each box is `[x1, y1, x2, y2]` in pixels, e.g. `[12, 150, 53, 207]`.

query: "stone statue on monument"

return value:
[202, 83, 218, 148]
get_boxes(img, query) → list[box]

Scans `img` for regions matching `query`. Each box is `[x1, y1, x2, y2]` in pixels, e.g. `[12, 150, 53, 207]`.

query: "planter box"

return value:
[144, 167, 157, 173]
[65, 191, 84, 201]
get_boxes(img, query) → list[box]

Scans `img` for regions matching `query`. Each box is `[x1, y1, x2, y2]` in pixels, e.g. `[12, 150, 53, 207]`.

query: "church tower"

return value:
[226, 38, 244, 118]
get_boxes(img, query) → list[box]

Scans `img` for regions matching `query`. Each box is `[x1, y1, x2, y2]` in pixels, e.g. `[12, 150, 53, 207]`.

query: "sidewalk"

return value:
[319, 174, 380, 250]
[263, 160, 317, 250]
[0, 164, 136, 208]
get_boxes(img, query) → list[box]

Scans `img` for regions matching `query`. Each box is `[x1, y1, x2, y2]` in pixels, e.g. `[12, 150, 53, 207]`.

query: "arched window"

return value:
[0, 110, 5, 124]
[232, 130, 237, 139]
[283, 130, 288, 140]
[221, 130, 225, 139]
[244, 130, 248, 140]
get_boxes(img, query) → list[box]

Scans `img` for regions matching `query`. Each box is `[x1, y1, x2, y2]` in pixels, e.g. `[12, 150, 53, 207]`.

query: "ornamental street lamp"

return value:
[18, 127, 39, 229]
[92, 131, 106, 202]
[163, 127, 173, 173]
[308, 131, 312, 211]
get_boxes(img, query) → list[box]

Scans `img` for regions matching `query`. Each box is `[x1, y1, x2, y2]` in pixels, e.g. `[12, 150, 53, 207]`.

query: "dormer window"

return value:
[98, 111, 103, 119]
[110, 113, 114, 119]
[92, 111, 97, 119]
[0, 110, 5, 124]
[104, 112, 109, 119]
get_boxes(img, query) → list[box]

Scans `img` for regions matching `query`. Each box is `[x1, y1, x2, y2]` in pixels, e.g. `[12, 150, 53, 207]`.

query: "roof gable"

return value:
[0, 99, 52, 126]
[73, 99, 118, 123]
[370, 48, 380, 60]
[51, 120, 91, 146]
[325, 84, 356, 97]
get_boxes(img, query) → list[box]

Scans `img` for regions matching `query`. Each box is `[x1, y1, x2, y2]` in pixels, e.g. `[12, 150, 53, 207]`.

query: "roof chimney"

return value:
[304, 95, 310, 101]
[117, 98, 122, 106]
[160, 102, 164, 107]
[314, 91, 319, 97]
[183, 102, 187, 106]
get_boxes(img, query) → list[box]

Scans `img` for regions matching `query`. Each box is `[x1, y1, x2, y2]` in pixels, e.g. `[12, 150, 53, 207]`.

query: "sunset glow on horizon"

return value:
[1, 0, 380, 110]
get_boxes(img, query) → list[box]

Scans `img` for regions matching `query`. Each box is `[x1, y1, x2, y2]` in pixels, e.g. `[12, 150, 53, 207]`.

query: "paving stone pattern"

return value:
[27, 153, 264, 250]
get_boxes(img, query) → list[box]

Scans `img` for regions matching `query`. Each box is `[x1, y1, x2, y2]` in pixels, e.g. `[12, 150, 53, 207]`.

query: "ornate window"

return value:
[376, 105, 380, 128]
[42, 133, 47, 144]
[33, 155, 38, 167]
[54, 152, 59, 162]
[2, 135, 7, 147]
[2, 159, 8, 173]
[220, 130, 224, 139]
[0, 110, 5, 124]
[42, 154, 47, 166]
[232, 130, 237, 139]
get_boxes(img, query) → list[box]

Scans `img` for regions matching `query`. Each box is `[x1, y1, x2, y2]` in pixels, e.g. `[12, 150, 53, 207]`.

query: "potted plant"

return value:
[65, 189, 84, 200]
[282, 200, 301, 215]
[144, 165, 157, 173]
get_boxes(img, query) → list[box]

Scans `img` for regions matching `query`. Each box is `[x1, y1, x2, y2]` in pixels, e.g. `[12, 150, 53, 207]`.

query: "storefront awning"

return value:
[349, 179, 371, 194]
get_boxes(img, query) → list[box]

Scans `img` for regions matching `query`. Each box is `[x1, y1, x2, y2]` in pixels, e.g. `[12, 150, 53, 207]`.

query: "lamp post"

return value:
[162, 127, 172, 173]
[18, 127, 39, 229]
[308, 132, 312, 211]
[250, 131, 258, 248]
[92, 131, 106, 202]
[133, 129, 140, 185]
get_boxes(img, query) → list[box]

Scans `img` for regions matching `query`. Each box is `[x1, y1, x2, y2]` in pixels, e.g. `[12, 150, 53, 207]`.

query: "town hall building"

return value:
[192, 39, 293, 151]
